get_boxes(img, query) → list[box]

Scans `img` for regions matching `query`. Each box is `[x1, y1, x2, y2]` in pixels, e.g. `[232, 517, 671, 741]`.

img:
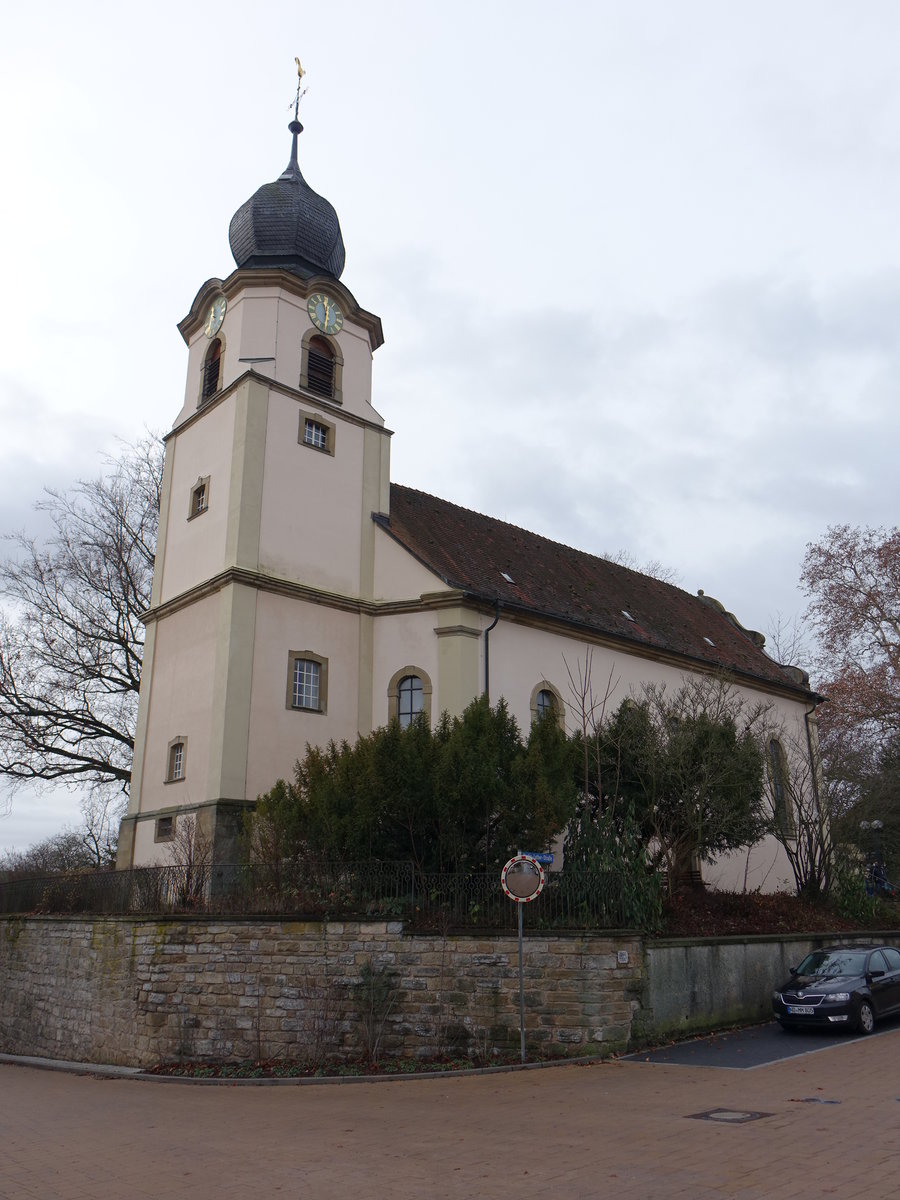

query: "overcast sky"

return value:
[2, 1, 899, 851]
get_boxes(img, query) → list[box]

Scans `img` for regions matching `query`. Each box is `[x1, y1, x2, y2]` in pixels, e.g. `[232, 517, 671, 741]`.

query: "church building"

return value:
[116, 103, 820, 892]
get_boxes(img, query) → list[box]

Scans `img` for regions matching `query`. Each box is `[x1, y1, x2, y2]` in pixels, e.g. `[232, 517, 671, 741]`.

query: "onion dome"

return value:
[228, 120, 345, 279]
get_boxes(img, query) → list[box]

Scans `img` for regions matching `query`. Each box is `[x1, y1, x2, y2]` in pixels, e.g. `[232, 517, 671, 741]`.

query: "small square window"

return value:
[299, 411, 335, 456]
[304, 419, 328, 450]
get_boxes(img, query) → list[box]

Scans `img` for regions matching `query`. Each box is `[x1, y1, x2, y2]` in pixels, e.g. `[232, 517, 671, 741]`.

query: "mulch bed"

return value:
[659, 889, 900, 938]
[145, 1053, 534, 1079]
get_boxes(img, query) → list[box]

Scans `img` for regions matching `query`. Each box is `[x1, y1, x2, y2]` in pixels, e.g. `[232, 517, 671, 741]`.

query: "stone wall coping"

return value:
[649, 930, 900, 949]
[1, 912, 642, 939]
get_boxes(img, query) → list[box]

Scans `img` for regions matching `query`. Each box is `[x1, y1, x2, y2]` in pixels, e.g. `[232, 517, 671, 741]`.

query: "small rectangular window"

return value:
[292, 659, 320, 709]
[286, 651, 328, 713]
[188, 476, 210, 520]
[166, 739, 186, 782]
[155, 815, 175, 842]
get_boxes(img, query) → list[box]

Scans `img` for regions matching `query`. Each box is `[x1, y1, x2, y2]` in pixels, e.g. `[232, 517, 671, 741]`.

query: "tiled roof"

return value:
[375, 485, 809, 696]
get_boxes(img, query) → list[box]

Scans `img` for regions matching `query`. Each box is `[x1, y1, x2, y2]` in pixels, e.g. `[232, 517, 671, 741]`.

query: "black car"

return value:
[773, 944, 900, 1034]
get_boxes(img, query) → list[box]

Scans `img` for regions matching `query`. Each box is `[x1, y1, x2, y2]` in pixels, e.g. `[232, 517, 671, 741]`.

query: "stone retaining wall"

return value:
[5, 916, 892, 1067]
[0, 916, 643, 1067]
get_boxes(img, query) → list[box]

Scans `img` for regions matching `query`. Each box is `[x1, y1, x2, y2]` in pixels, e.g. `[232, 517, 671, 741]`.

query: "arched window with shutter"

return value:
[300, 328, 344, 404]
[201, 338, 222, 404]
[305, 335, 335, 398]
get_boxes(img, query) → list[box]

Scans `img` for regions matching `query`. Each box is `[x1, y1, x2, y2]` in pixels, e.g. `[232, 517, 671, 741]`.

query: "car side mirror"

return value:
[869, 969, 885, 980]
[788, 965, 798, 975]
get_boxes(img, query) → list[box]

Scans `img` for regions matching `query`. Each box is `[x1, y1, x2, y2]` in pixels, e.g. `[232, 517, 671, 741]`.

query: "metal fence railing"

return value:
[0, 860, 649, 931]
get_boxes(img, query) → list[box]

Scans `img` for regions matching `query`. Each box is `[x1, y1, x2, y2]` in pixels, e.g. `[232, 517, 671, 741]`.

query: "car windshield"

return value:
[796, 950, 868, 978]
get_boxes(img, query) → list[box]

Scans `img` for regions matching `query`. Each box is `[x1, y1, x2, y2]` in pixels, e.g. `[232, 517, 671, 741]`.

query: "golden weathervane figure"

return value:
[293, 57, 307, 120]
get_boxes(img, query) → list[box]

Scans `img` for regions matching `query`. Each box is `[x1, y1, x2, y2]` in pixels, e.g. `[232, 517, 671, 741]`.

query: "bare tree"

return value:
[0, 829, 98, 880]
[762, 726, 835, 897]
[0, 436, 162, 805]
[564, 647, 620, 810]
[601, 548, 681, 586]
[169, 814, 213, 908]
[766, 612, 813, 670]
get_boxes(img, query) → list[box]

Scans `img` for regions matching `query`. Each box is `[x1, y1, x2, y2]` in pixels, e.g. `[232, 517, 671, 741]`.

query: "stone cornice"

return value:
[143, 568, 816, 707]
[178, 269, 384, 351]
[164, 371, 393, 444]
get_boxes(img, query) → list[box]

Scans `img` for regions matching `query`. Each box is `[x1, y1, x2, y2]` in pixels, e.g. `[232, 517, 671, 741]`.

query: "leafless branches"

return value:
[0, 436, 162, 799]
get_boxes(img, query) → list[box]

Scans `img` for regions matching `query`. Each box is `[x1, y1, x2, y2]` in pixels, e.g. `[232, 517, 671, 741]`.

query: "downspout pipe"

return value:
[483, 601, 502, 700]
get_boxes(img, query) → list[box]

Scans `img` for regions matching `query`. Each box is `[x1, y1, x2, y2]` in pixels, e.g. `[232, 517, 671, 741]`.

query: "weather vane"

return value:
[292, 57, 308, 120]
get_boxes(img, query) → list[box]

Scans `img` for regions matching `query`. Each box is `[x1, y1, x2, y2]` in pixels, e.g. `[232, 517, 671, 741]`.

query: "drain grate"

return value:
[687, 1108, 773, 1124]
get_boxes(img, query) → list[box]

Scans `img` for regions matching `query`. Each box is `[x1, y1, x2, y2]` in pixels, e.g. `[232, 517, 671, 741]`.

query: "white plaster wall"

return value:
[372, 526, 447, 600]
[706, 837, 796, 894]
[331, 321, 382, 422]
[244, 592, 363, 801]
[371, 610, 443, 726]
[136, 594, 221, 817]
[488, 618, 810, 744]
[257, 390, 366, 591]
[158, 396, 236, 604]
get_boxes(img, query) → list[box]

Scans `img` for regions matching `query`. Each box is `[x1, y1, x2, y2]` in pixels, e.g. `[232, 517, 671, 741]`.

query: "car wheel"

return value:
[855, 999, 875, 1035]
[778, 1020, 798, 1033]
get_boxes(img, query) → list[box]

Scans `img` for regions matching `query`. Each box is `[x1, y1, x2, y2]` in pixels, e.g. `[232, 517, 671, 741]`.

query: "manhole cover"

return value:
[687, 1108, 773, 1124]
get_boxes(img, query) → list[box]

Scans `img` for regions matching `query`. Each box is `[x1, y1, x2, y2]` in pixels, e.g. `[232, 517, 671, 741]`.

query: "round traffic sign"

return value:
[500, 854, 545, 903]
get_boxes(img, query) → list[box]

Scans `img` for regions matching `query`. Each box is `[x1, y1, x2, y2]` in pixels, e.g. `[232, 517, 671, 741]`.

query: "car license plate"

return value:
[787, 1005, 815, 1016]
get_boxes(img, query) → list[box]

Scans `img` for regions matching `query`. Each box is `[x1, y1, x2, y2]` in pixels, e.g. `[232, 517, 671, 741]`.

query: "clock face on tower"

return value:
[307, 292, 343, 335]
[203, 295, 227, 338]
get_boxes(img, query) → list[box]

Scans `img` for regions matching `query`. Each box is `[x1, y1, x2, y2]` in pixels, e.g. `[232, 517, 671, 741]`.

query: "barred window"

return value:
[155, 815, 175, 842]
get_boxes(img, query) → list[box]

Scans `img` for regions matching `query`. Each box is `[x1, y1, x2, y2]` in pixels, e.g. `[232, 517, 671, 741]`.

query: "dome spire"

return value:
[228, 59, 346, 280]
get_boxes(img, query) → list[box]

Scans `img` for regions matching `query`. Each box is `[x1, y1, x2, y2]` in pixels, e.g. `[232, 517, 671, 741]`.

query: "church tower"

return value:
[117, 87, 387, 867]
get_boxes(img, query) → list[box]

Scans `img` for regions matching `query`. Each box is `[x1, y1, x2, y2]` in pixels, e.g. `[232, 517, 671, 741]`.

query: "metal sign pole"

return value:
[500, 853, 545, 1069]
[518, 899, 525, 1064]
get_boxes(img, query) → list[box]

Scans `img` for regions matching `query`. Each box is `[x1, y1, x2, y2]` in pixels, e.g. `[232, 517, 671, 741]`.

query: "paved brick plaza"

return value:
[1, 1031, 897, 1199]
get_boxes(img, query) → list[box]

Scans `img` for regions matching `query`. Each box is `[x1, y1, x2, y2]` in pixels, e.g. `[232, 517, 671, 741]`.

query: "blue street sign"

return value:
[522, 851, 553, 864]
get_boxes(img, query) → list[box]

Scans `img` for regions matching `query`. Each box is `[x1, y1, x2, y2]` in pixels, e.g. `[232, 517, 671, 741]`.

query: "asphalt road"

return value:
[624, 1014, 900, 1068]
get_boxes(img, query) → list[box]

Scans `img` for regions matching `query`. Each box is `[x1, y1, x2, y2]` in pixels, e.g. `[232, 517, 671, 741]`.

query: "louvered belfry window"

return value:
[306, 336, 335, 398]
[201, 339, 222, 402]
